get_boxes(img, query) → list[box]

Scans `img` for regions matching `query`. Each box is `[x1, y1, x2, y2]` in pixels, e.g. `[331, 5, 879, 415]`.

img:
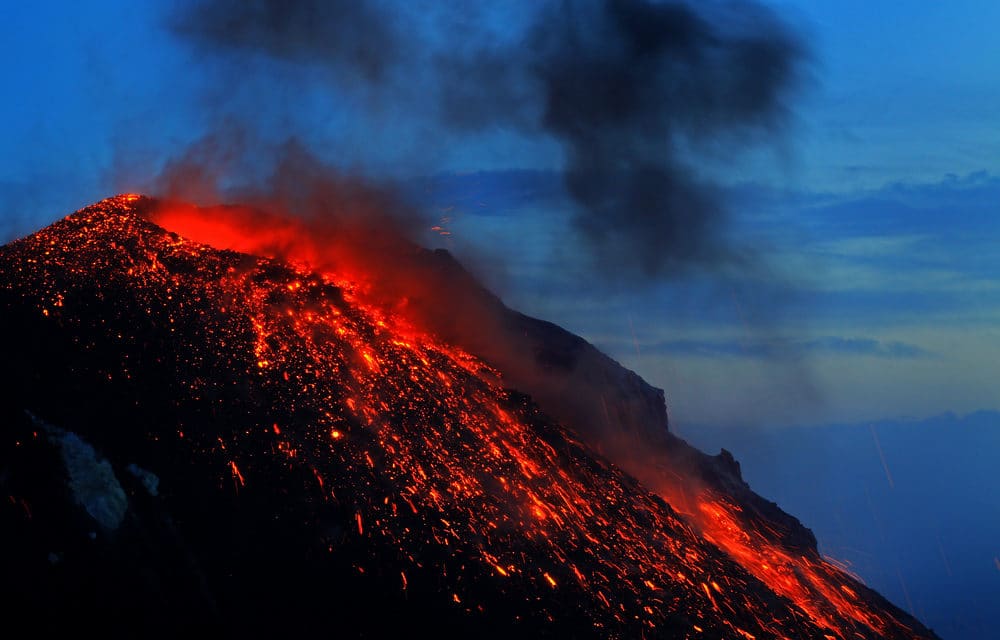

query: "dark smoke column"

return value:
[463, 0, 804, 277]
[173, 0, 804, 279]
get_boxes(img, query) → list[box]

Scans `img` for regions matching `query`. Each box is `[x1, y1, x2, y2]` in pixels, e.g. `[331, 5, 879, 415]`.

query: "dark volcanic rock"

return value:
[0, 196, 938, 639]
[407, 238, 822, 554]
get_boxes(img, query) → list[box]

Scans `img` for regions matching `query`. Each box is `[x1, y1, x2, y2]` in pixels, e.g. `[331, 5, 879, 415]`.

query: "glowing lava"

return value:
[0, 195, 936, 639]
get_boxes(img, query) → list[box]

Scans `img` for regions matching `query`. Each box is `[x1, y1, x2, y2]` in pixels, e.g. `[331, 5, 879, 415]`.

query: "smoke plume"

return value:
[170, 0, 805, 279]
[153, 0, 815, 548]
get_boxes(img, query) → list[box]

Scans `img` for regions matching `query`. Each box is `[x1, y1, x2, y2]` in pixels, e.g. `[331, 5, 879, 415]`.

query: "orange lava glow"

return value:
[147, 199, 923, 637]
[686, 491, 914, 638]
[6, 195, 933, 639]
[146, 201, 422, 318]
[149, 197, 920, 637]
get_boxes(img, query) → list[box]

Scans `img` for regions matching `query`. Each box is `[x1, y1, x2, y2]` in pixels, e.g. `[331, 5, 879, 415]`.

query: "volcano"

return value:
[0, 195, 937, 638]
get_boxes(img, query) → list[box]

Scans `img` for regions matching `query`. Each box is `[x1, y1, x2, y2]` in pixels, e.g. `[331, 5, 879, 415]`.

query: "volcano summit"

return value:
[0, 195, 937, 638]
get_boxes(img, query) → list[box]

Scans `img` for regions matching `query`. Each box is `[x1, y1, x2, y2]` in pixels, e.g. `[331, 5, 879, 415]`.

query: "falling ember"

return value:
[896, 569, 915, 616]
[0, 196, 940, 639]
[936, 535, 953, 577]
[681, 491, 914, 635]
[870, 424, 895, 490]
[311, 468, 325, 490]
[230, 460, 245, 486]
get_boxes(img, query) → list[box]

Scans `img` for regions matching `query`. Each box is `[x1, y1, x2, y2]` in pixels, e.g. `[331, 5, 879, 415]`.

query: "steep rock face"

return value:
[407, 242, 819, 553]
[0, 196, 937, 638]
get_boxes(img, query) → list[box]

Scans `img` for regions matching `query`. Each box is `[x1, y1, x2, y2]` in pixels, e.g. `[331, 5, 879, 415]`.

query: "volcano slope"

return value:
[0, 196, 937, 638]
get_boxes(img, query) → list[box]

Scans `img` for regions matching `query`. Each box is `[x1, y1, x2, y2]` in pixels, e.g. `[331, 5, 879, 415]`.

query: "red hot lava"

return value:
[0, 195, 936, 639]
[147, 197, 929, 639]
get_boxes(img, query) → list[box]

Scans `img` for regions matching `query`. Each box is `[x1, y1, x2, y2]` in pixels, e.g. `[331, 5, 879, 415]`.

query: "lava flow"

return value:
[688, 489, 909, 637]
[147, 197, 929, 639]
[0, 195, 938, 638]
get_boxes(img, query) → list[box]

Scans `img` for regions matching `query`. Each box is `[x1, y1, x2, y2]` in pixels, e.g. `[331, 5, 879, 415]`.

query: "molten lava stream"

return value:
[691, 491, 912, 638]
[148, 202, 413, 315]
[102, 196, 923, 638]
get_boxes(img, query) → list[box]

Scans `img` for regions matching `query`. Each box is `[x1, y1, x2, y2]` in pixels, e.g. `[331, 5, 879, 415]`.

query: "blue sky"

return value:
[430, 171, 1000, 428]
[771, 0, 1000, 190]
[1, 1, 998, 429]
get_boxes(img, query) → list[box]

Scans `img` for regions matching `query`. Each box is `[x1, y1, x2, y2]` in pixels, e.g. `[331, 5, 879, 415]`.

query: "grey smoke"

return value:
[172, 0, 806, 279]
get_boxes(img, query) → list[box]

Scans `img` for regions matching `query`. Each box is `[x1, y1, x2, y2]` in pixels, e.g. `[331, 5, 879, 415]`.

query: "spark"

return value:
[229, 460, 245, 486]
[870, 424, 895, 490]
[1, 194, 931, 640]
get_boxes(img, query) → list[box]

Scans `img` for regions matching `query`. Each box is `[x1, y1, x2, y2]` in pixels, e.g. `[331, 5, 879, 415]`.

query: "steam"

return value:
[170, 0, 805, 279]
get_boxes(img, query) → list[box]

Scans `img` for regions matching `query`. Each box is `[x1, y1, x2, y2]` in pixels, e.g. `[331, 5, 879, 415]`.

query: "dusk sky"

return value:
[2, 2, 999, 636]
[3, 1, 996, 430]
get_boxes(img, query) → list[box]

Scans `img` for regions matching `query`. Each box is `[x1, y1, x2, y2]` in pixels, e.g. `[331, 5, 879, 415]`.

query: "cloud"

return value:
[609, 335, 934, 360]
[802, 336, 932, 359]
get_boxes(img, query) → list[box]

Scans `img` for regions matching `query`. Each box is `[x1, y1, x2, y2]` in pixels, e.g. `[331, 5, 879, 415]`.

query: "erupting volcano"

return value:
[0, 195, 938, 638]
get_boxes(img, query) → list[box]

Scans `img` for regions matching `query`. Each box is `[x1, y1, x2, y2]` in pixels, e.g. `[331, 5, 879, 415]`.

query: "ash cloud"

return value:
[151, 130, 425, 265]
[170, 0, 806, 280]
[173, 0, 401, 83]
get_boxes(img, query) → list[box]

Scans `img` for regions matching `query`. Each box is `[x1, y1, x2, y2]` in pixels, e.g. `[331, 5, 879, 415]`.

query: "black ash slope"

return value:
[0, 196, 937, 639]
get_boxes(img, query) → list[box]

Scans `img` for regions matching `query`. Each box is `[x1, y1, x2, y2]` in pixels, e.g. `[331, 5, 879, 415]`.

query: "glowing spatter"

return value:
[1, 195, 930, 639]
